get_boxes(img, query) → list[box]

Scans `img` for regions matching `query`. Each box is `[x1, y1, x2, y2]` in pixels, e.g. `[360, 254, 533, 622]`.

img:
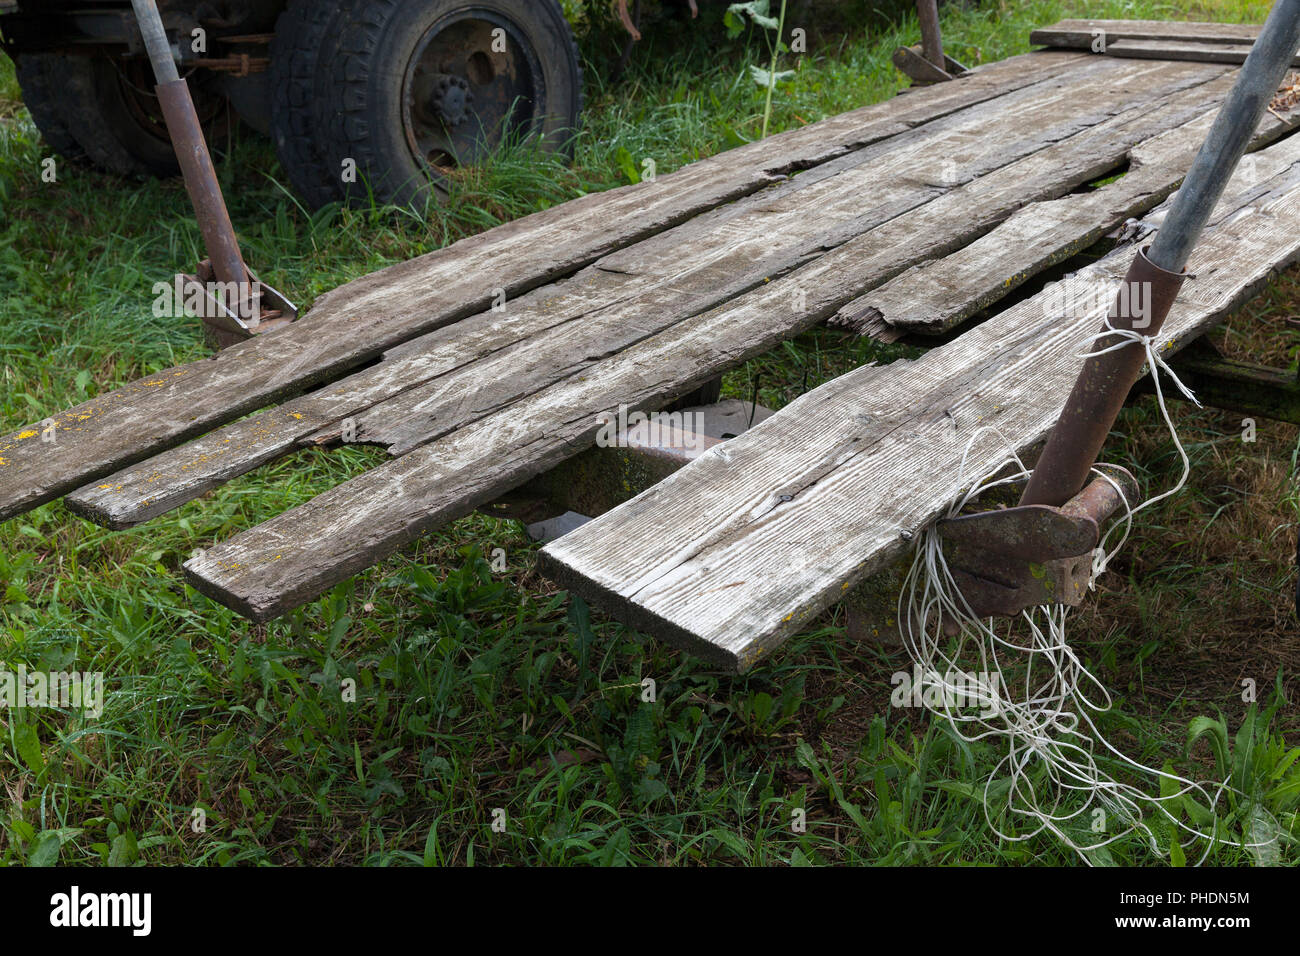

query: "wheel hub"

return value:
[402, 12, 544, 176]
[430, 74, 474, 128]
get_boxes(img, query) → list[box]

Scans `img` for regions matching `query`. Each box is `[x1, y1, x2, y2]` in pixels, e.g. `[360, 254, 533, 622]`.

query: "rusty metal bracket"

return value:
[892, 45, 969, 85]
[894, 0, 968, 85]
[938, 467, 1138, 617]
[182, 260, 298, 351]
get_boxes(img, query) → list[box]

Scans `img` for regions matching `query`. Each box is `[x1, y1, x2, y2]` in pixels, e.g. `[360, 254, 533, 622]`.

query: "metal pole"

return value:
[1020, 0, 1300, 508]
[129, 0, 179, 84]
[1147, 0, 1300, 274]
[129, 0, 252, 307]
[916, 0, 945, 68]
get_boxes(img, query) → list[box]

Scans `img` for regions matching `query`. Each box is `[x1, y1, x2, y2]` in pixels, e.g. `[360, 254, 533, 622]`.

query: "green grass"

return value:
[1, 0, 1298, 866]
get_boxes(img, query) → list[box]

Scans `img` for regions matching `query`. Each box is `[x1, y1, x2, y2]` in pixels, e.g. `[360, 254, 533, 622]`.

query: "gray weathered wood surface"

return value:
[835, 90, 1300, 338]
[69, 56, 1225, 527]
[0, 47, 1082, 523]
[1030, 19, 1261, 49]
[540, 131, 1300, 670]
[6, 25, 1300, 647]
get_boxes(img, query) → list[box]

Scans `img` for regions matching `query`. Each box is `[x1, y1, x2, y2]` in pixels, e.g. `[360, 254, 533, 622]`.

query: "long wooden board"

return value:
[0, 49, 1087, 525]
[538, 133, 1300, 671]
[1031, 19, 1261, 49]
[69, 59, 1234, 528]
[835, 103, 1300, 338]
[1105, 38, 1300, 67]
[180, 93, 1300, 625]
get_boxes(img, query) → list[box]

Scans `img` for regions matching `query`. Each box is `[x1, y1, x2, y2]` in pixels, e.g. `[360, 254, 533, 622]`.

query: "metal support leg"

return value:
[129, 0, 296, 348]
[916, 0, 945, 68]
[893, 0, 968, 85]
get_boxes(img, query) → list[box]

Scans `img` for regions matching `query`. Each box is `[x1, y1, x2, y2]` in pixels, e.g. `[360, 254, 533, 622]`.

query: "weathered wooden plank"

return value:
[834, 98, 1300, 338]
[1031, 19, 1260, 49]
[180, 85, 1300, 625]
[1104, 39, 1300, 67]
[78, 60, 1230, 528]
[0, 49, 1087, 524]
[539, 135, 1300, 671]
[68, 57, 1225, 527]
[358, 57, 1218, 452]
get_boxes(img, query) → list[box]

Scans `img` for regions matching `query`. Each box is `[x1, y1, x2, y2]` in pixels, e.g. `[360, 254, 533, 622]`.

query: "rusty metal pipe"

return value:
[1021, 0, 1300, 508]
[131, 0, 251, 308]
[1019, 249, 1185, 507]
[1059, 465, 1138, 524]
[916, 0, 945, 68]
[939, 469, 1139, 617]
[154, 82, 251, 296]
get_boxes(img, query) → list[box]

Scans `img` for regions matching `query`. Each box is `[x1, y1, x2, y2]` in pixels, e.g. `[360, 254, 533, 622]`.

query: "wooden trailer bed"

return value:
[2, 19, 1300, 670]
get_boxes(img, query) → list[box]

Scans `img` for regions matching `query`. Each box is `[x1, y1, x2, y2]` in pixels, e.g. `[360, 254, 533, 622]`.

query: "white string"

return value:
[897, 318, 1269, 865]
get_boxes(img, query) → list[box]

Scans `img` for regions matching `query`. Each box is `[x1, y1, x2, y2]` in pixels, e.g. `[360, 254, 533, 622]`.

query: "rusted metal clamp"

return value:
[894, 0, 969, 85]
[180, 259, 297, 351]
[939, 466, 1137, 617]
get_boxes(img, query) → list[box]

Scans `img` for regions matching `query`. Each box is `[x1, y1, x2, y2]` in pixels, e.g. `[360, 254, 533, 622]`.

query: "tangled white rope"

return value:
[897, 318, 1265, 864]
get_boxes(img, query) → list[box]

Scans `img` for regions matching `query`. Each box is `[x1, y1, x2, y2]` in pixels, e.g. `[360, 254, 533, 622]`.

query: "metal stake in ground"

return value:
[893, 1, 968, 86]
[916, 0, 945, 68]
[128, 0, 296, 348]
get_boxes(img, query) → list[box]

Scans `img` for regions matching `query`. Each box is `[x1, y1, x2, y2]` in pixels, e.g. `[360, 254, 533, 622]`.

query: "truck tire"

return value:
[13, 52, 232, 178]
[14, 54, 87, 163]
[268, 0, 364, 208]
[319, 0, 583, 207]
